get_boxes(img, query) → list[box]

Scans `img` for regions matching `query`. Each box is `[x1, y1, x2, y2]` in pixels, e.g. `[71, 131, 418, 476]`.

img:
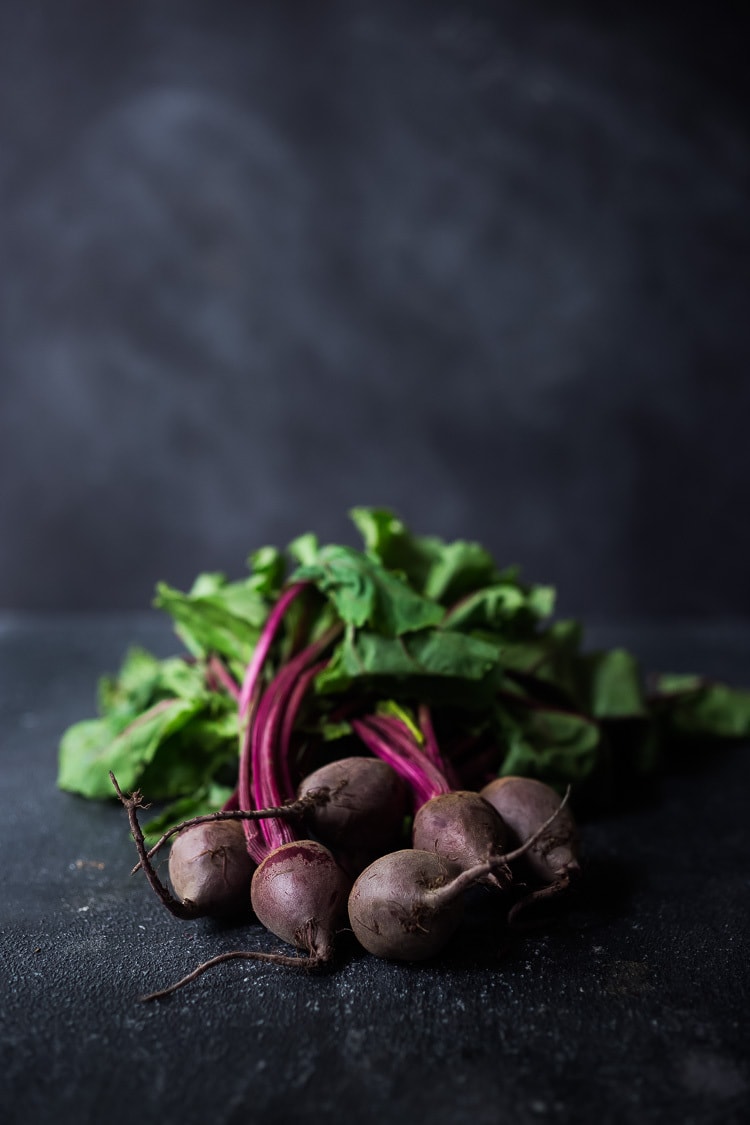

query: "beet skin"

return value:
[250, 840, 351, 962]
[168, 820, 255, 917]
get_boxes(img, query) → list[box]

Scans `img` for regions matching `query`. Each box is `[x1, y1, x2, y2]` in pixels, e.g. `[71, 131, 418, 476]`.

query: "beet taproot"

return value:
[297, 756, 408, 854]
[481, 776, 580, 924]
[250, 839, 351, 964]
[412, 790, 511, 888]
[348, 849, 466, 961]
[167, 820, 255, 918]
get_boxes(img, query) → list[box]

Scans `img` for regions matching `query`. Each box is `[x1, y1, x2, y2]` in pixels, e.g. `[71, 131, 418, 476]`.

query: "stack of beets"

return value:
[118, 579, 580, 1001]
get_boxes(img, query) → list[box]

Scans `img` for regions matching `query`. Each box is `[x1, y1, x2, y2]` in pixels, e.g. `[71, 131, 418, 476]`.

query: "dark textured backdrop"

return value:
[1, 0, 748, 616]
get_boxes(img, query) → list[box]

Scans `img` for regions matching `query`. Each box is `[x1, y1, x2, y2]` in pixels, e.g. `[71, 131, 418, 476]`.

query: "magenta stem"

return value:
[280, 660, 328, 797]
[235, 582, 309, 862]
[417, 704, 460, 788]
[366, 714, 452, 801]
[238, 690, 267, 864]
[254, 676, 298, 850]
[208, 655, 241, 701]
[352, 718, 438, 808]
[252, 627, 341, 850]
[238, 582, 309, 718]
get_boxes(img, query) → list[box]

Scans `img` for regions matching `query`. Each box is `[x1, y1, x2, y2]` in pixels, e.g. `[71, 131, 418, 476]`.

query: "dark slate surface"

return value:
[1, 615, 749, 1125]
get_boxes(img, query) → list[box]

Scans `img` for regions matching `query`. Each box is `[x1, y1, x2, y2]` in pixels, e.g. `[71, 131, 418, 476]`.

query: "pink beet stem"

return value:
[239, 687, 267, 863]
[253, 627, 341, 850]
[208, 655, 241, 701]
[235, 583, 308, 862]
[351, 718, 438, 808]
[254, 675, 298, 850]
[280, 660, 328, 796]
[365, 714, 452, 801]
[238, 582, 309, 718]
[417, 703, 460, 788]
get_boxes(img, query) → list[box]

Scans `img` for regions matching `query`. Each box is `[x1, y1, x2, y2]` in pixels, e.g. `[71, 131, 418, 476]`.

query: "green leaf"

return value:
[349, 506, 498, 603]
[653, 680, 750, 740]
[138, 708, 240, 799]
[153, 657, 210, 702]
[141, 783, 235, 845]
[375, 700, 424, 744]
[58, 697, 206, 799]
[496, 706, 603, 786]
[292, 544, 444, 636]
[442, 582, 556, 634]
[315, 628, 501, 695]
[582, 648, 646, 719]
[288, 532, 319, 567]
[421, 540, 499, 604]
[97, 647, 165, 717]
[477, 621, 583, 706]
[154, 577, 269, 664]
[318, 719, 354, 742]
[246, 546, 286, 598]
[97, 648, 209, 722]
[652, 673, 705, 695]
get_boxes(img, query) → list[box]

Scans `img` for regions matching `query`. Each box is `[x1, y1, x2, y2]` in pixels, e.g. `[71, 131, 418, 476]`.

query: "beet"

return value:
[480, 776, 580, 924]
[411, 791, 510, 888]
[297, 756, 409, 854]
[348, 849, 466, 961]
[250, 840, 351, 964]
[168, 820, 255, 918]
[350, 789, 573, 959]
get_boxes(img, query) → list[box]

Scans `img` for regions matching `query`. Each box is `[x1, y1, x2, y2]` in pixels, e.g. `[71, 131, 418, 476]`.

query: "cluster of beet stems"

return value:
[113, 581, 580, 1001]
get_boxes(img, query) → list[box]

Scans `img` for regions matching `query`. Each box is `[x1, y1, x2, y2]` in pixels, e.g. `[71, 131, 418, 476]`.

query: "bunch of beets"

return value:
[116, 709, 577, 999]
[59, 509, 750, 999]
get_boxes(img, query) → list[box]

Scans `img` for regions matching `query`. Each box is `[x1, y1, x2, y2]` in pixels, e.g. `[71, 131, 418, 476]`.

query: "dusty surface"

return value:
[1, 615, 748, 1125]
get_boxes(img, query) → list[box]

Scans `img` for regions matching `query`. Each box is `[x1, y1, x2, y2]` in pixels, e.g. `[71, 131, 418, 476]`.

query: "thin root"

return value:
[507, 873, 572, 930]
[493, 785, 572, 868]
[110, 772, 196, 920]
[131, 787, 338, 874]
[141, 947, 327, 1002]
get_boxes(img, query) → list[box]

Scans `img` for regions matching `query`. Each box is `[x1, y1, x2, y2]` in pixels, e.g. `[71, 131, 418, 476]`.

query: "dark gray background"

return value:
[1, 0, 748, 617]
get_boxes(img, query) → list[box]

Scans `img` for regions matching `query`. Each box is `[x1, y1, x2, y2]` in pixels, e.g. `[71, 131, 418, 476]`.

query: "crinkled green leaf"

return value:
[421, 540, 498, 604]
[58, 697, 206, 799]
[583, 648, 646, 719]
[98, 647, 164, 717]
[138, 708, 239, 800]
[153, 657, 209, 702]
[496, 706, 602, 786]
[246, 546, 286, 598]
[292, 544, 444, 636]
[315, 628, 501, 695]
[478, 622, 583, 706]
[97, 648, 208, 720]
[653, 673, 705, 695]
[653, 679, 750, 739]
[442, 581, 556, 634]
[288, 532, 319, 567]
[350, 506, 497, 603]
[154, 577, 268, 664]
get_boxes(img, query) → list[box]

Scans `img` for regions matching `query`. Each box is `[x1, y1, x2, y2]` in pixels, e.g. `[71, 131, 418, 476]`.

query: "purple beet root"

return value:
[168, 820, 256, 917]
[412, 791, 511, 888]
[480, 776, 580, 924]
[250, 840, 351, 964]
[348, 849, 466, 961]
[297, 756, 409, 854]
